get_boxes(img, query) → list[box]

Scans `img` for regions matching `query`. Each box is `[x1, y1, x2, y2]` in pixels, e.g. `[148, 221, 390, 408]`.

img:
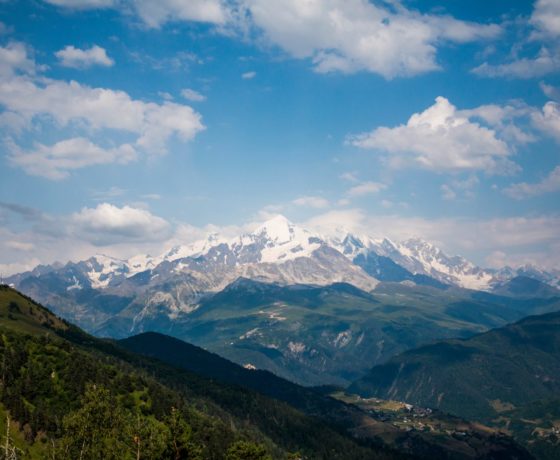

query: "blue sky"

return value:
[0, 0, 559, 274]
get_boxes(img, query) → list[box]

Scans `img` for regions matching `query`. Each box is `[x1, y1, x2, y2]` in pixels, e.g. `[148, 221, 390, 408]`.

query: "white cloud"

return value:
[530, 0, 560, 39]
[504, 166, 560, 199]
[181, 88, 206, 102]
[242, 71, 256, 79]
[472, 1, 560, 79]
[71, 203, 170, 245]
[532, 101, 560, 142]
[540, 82, 560, 101]
[292, 195, 330, 208]
[43, 0, 115, 8]
[347, 181, 386, 197]
[41, 1, 501, 78]
[0, 258, 43, 277]
[441, 176, 479, 200]
[244, 0, 499, 79]
[0, 42, 205, 162]
[459, 103, 535, 145]
[131, 0, 228, 28]
[5, 240, 34, 251]
[8, 137, 137, 180]
[340, 172, 359, 182]
[472, 47, 560, 79]
[350, 96, 518, 174]
[0, 42, 36, 77]
[142, 193, 162, 200]
[440, 184, 456, 201]
[55, 45, 114, 68]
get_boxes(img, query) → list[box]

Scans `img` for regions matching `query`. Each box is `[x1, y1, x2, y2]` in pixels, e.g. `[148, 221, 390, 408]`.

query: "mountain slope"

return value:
[119, 331, 536, 460]
[349, 311, 560, 420]
[113, 279, 560, 386]
[1, 285, 535, 459]
[0, 285, 401, 460]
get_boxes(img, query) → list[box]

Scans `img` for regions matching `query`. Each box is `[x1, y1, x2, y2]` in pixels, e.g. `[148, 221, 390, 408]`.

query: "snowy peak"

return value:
[7, 214, 559, 294]
[393, 238, 493, 290]
[252, 215, 296, 244]
[83, 254, 129, 289]
[235, 215, 324, 264]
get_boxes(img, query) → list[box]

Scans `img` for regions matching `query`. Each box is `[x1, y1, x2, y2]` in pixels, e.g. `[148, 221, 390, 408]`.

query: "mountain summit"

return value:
[7, 215, 559, 297]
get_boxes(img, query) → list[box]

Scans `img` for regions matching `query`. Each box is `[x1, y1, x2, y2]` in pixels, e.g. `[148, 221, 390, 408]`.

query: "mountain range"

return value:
[6, 215, 560, 385]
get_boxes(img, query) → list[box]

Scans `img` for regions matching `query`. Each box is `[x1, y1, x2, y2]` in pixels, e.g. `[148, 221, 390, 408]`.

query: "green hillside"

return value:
[119, 331, 535, 460]
[0, 285, 535, 459]
[350, 311, 560, 418]
[349, 311, 560, 459]
[110, 279, 560, 387]
[0, 285, 400, 460]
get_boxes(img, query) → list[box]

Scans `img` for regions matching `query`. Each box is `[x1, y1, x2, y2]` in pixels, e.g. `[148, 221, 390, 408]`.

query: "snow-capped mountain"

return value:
[329, 233, 495, 289]
[388, 238, 494, 290]
[6, 214, 560, 386]
[6, 215, 559, 317]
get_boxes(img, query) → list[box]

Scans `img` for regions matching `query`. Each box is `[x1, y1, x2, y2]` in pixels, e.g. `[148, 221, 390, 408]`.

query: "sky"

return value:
[0, 0, 559, 275]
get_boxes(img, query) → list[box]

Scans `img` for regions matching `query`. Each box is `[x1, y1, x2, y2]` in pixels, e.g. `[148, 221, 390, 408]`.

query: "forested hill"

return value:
[0, 285, 400, 460]
[0, 285, 535, 459]
[350, 310, 560, 419]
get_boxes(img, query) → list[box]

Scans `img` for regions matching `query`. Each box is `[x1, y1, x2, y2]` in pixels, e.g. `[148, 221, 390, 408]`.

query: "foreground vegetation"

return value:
[0, 285, 397, 459]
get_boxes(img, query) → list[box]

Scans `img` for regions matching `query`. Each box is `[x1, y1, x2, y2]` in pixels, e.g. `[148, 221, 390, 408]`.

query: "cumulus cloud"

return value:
[540, 82, 560, 101]
[71, 203, 171, 245]
[8, 137, 137, 180]
[0, 42, 37, 77]
[292, 195, 330, 208]
[340, 172, 359, 183]
[473, 1, 560, 79]
[42, 0, 501, 78]
[242, 71, 256, 79]
[441, 176, 479, 200]
[244, 0, 499, 79]
[55, 45, 114, 68]
[0, 42, 205, 177]
[0, 202, 181, 275]
[472, 47, 560, 79]
[0, 77, 204, 153]
[181, 88, 206, 102]
[347, 181, 386, 197]
[504, 166, 560, 199]
[530, 0, 560, 40]
[532, 101, 560, 142]
[131, 0, 228, 28]
[350, 96, 519, 174]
